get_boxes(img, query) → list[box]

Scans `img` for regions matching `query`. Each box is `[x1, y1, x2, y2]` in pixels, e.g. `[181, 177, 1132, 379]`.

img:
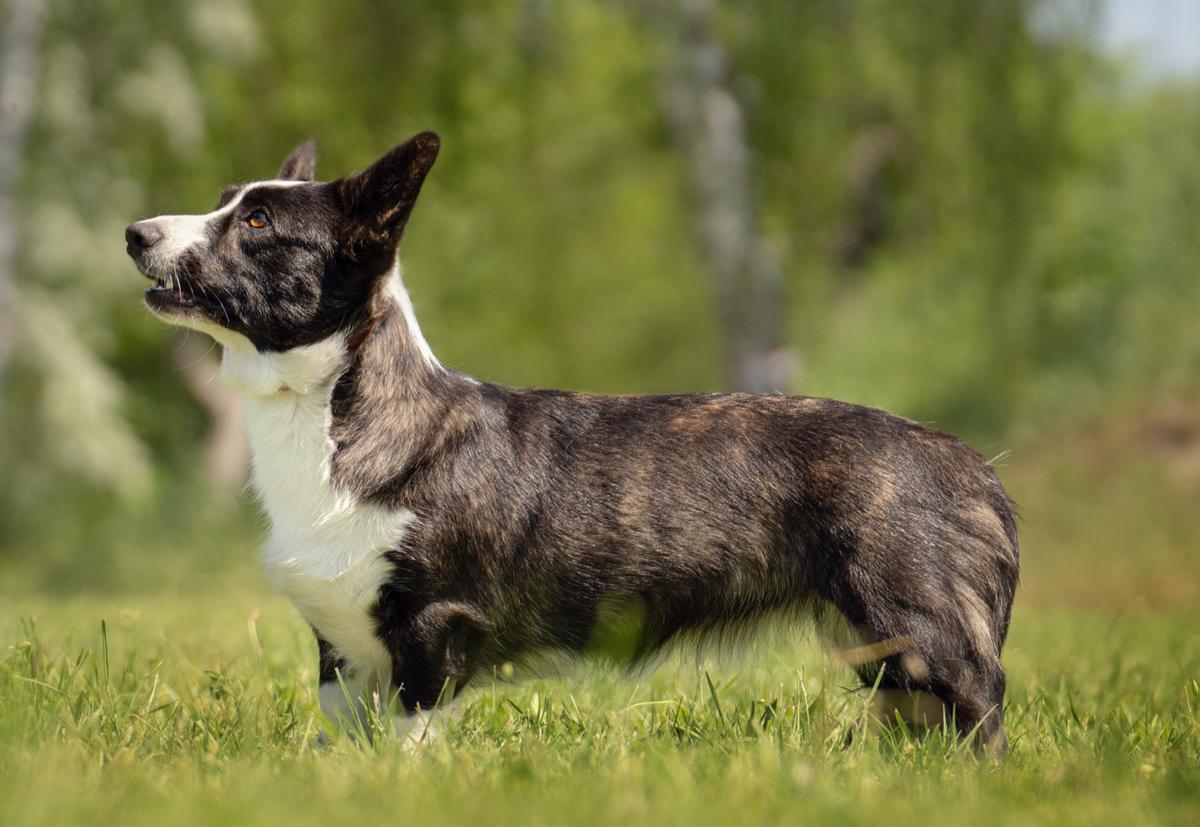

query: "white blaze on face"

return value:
[141, 178, 309, 263]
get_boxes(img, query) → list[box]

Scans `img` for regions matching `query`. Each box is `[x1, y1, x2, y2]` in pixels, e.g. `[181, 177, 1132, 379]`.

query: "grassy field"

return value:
[2, 423, 1198, 827]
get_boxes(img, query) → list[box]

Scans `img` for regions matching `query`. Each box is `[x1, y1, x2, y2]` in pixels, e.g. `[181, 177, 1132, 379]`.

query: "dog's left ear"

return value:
[277, 139, 317, 181]
[335, 132, 440, 259]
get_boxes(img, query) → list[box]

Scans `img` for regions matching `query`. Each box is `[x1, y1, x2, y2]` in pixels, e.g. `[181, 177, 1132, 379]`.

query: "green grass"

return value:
[0, 590, 1197, 827]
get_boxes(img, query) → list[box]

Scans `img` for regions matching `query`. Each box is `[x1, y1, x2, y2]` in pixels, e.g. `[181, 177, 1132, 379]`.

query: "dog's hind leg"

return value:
[823, 515, 1016, 755]
[869, 625, 1008, 756]
[827, 601, 1009, 755]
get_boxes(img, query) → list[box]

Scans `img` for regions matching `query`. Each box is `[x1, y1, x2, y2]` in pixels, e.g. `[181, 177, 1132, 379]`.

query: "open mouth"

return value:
[144, 271, 199, 311]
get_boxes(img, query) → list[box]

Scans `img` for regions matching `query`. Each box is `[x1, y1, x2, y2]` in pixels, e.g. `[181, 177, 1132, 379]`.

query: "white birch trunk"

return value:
[0, 0, 46, 400]
[657, 0, 795, 392]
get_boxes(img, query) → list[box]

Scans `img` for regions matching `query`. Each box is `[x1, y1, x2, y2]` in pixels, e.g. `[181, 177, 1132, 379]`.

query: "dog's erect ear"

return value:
[335, 132, 440, 257]
[277, 139, 317, 181]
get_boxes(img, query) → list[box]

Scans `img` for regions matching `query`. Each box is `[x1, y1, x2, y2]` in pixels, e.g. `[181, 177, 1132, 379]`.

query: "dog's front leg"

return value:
[390, 699, 464, 748]
[314, 632, 390, 740]
[385, 600, 489, 747]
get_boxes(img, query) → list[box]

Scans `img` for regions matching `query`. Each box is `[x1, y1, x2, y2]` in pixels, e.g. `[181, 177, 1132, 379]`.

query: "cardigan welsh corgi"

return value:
[126, 134, 1019, 754]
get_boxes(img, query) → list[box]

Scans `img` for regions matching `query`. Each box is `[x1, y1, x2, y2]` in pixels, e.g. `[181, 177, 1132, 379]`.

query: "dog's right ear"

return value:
[335, 132, 440, 261]
[277, 139, 317, 181]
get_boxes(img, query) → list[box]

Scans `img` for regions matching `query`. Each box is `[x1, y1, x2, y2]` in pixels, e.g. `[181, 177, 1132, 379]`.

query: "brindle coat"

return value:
[338, 302, 1019, 753]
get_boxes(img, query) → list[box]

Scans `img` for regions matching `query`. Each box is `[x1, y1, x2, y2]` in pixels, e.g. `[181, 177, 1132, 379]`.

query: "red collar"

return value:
[346, 315, 381, 354]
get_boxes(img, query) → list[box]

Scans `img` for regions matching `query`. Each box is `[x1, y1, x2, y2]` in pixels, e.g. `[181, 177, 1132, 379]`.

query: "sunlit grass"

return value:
[1, 590, 1197, 827]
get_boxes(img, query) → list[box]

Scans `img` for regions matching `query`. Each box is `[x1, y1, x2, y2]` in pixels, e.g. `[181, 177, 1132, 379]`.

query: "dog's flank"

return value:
[126, 133, 1019, 755]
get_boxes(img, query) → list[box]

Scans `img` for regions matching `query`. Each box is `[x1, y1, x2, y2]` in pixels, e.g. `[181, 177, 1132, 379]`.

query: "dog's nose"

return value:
[125, 221, 163, 257]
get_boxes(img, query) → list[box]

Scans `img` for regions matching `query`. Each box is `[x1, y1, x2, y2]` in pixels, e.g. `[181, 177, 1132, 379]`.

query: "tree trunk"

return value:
[655, 0, 795, 392]
[0, 0, 46, 400]
[173, 335, 249, 490]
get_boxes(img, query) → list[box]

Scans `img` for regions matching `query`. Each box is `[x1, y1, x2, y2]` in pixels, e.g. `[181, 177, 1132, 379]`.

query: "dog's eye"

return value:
[246, 210, 270, 229]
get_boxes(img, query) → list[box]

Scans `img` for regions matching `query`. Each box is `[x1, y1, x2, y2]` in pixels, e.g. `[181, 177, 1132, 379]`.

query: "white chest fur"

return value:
[223, 334, 414, 681]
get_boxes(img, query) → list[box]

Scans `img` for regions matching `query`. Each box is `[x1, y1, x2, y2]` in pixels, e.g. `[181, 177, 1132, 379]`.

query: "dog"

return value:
[125, 133, 1019, 754]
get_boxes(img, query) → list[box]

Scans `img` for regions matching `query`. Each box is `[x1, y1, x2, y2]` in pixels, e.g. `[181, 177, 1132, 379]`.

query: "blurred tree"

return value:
[726, 0, 1102, 434]
[835, 119, 901, 275]
[0, 0, 45, 404]
[172, 336, 247, 490]
[645, 0, 795, 392]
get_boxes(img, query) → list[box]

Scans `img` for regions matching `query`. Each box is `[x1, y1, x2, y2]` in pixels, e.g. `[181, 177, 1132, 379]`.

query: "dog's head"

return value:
[125, 133, 439, 351]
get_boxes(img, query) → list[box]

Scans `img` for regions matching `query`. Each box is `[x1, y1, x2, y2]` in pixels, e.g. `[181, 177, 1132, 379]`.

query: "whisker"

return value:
[170, 262, 192, 348]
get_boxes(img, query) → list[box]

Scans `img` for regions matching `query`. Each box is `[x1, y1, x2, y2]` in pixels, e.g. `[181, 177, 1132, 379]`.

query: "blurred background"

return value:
[0, 0, 1196, 612]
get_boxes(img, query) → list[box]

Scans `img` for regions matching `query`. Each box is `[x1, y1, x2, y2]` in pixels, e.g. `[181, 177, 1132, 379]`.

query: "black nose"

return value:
[125, 221, 163, 257]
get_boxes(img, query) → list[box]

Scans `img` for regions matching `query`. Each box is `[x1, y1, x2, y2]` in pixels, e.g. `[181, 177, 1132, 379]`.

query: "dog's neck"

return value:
[215, 263, 440, 399]
[213, 261, 481, 508]
[214, 263, 454, 580]
[325, 276, 484, 503]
